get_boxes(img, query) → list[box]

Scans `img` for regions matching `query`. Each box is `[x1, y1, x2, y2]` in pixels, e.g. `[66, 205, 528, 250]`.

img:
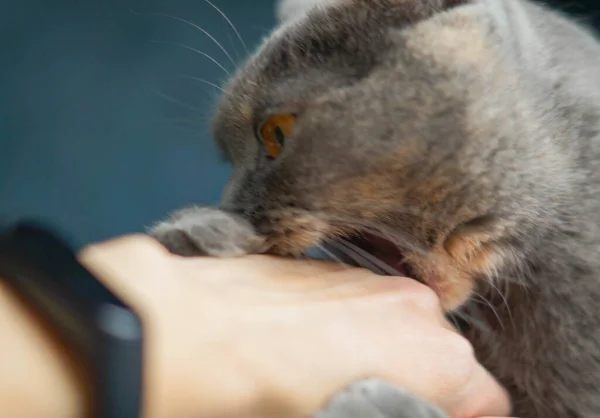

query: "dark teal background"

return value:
[1, 0, 275, 245]
[1, 0, 598, 246]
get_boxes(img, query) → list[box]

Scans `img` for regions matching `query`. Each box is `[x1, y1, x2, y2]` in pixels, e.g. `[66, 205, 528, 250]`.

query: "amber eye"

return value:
[257, 114, 296, 159]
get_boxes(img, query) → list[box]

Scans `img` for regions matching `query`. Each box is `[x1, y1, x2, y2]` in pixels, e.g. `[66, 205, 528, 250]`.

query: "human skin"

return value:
[0, 234, 511, 418]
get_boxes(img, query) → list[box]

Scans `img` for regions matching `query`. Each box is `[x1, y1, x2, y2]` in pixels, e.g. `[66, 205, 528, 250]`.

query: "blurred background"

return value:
[1, 0, 275, 246]
[1, 0, 598, 247]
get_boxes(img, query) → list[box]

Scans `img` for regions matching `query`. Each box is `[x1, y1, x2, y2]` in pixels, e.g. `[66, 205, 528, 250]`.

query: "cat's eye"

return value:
[257, 114, 296, 159]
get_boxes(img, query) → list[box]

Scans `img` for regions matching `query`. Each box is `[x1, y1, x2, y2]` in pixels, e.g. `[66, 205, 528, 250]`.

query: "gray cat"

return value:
[150, 0, 600, 416]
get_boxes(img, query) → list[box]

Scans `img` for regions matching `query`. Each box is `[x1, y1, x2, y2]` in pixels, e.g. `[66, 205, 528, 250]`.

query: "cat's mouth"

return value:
[310, 232, 419, 281]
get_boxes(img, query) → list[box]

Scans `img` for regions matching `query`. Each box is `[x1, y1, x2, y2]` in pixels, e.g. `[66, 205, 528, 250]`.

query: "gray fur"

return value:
[151, 0, 600, 416]
[150, 206, 265, 257]
[315, 379, 447, 418]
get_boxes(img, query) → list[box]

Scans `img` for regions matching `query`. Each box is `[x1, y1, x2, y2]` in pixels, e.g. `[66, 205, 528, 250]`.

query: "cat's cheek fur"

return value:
[260, 209, 334, 255]
[419, 235, 515, 310]
[400, 222, 517, 311]
[403, 249, 476, 311]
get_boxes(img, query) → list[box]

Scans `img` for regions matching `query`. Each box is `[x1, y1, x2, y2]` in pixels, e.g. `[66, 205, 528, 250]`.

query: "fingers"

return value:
[0, 281, 91, 418]
[77, 234, 175, 310]
[454, 364, 512, 418]
[419, 332, 511, 418]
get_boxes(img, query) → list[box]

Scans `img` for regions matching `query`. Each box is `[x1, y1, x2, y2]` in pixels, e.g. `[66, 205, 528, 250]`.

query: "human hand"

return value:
[79, 235, 510, 418]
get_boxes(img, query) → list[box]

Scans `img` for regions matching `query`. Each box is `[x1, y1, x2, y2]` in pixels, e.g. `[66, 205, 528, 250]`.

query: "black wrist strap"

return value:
[0, 221, 144, 418]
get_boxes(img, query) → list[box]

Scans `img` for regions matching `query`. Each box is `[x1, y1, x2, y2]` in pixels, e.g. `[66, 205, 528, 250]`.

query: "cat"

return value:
[150, 0, 600, 416]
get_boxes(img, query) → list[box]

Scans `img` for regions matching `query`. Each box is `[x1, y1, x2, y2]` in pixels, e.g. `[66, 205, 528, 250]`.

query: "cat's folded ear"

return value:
[276, 0, 330, 24]
[276, 0, 472, 25]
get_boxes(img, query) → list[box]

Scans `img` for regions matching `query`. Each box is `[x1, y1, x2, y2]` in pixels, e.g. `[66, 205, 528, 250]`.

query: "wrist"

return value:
[0, 280, 91, 418]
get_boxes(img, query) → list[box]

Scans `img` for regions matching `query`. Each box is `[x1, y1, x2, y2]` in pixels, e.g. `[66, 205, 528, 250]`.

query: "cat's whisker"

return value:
[446, 312, 463, 332]
[319, 213, 427, 256]
[490, 272, 527, 288]
[328, 234, 505, 335]
[151, 41, 231, 75]
[223, 31, 240, 61]
[324, 241, 373, 272]
[361, 225, 428, 256]
[149, 13, 236, 66]
[469, 291, 505, 330]
[157, 124, 210, 139]
[177, 75, 227, 93]
[449, 309, 493, 336]
[153, 91, 206, 113]
[489, 261, 532, 306]
[315, 244, 352, 269]
[336, 238, 404, 276]
[486, 278, 515, 329]
[330, 242, 401, 277]
[203, 0, 249, 55]
[459, 303, 497, 338]
[151, 117, 207, 127]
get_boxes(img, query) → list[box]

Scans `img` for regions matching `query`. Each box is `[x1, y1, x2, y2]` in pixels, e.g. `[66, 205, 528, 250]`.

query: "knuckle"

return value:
[438, 332, 477, 386]
[404, 281, 442, 313]
[447, 332, 475, 360]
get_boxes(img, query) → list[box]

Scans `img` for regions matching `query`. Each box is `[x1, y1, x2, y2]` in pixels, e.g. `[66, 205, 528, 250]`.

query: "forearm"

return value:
[0, 280, 90, 418]
[0, 273, 267, 418]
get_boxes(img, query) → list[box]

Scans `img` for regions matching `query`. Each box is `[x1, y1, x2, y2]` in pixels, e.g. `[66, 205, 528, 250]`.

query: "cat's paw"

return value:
[148, 206, 266, 257]
[314, 378, 448, 418]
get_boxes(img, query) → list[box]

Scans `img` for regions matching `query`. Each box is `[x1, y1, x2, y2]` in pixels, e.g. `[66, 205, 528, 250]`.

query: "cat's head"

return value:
[211, 0, 572, 310]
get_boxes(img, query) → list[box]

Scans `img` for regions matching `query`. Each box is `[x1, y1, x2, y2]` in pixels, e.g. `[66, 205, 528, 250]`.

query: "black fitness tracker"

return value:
[0, 221, 144, 418]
